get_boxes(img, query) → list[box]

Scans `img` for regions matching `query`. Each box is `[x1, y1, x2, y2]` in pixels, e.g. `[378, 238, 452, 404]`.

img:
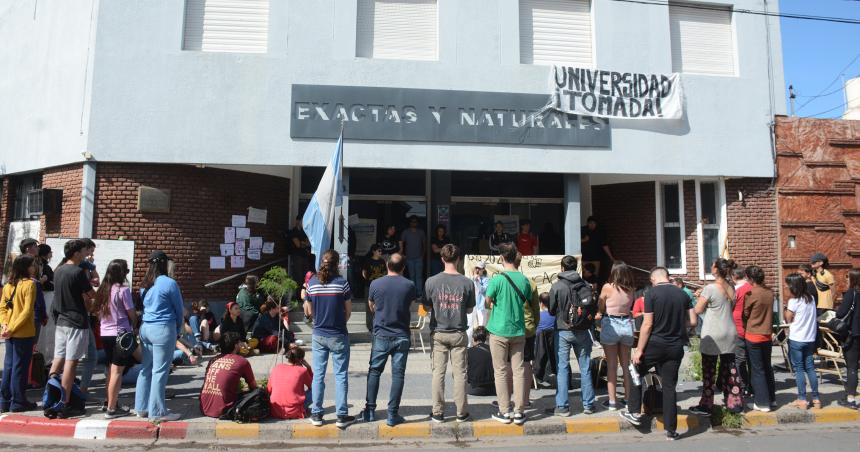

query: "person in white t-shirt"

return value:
[782, 273, 820, 410]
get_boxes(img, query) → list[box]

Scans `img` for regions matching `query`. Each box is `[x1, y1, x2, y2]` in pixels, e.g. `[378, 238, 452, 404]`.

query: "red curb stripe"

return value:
[157, 421, 189, 440]
[106, 420, 158, 439]
[0, 414, 78, 437]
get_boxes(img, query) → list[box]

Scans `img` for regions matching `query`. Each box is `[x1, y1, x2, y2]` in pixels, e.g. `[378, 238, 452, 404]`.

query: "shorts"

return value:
[101, 336, 137, 367]
[54, 325, 90, 361]
[599, 316, 634, 347]
[524, 335, 536, 362]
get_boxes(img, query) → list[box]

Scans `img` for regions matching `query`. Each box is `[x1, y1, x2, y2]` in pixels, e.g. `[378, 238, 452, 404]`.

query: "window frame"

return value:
[356, 0, 440, 61]
[518, 0, 595, 67]
[668, 2, 738, 77]
[655, 180, 686, 275]
[695, 178, 727, 280]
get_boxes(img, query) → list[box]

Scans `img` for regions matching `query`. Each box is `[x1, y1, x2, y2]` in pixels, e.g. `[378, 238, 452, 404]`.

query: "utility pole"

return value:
[789, 85, 796, 116]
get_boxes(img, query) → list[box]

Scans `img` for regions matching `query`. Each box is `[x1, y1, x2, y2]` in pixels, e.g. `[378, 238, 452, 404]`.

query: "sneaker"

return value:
[545, 407, 571, 417]
[753, 403, 771, 413]
[456, 413, 471, 423]
[155, 412, 182, 422]
[491, 411, 512, 424]
[430, 413, 445, 423]
[619, 410, 642, 427]
[666, 431, 680, 441]
[309, 413, 324, 426]
[769, 402, 778, 410]
[10, 401, 38, 412]
[105, 407, 131, 419]
[359, 408, 376, 423]
[100, 400, 108, 412]
[387, 415, 406, 427]
[492, 400, 514, 412]
[512, 412, 526, 425]
[605, 401, 619, 411]
[838, 399, 858, 409]
[59, 406, 87, 419]
[295, 339, 305, 346]
[336, 415, 356, 429]
[132, 409, 148, 419]
[689, 405, 711, 416]
[582, 406, 595, 415]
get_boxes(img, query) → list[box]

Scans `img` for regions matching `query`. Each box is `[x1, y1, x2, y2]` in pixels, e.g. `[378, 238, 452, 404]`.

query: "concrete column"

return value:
[289, 166, 301, 223]
[564, 174, 582, 256]
[79, 161, 96, 238]
[580, 174, 592, 223]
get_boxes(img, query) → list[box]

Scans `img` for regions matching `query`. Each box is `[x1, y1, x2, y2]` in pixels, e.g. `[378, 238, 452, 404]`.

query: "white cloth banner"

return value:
[549, 66, 684, 119]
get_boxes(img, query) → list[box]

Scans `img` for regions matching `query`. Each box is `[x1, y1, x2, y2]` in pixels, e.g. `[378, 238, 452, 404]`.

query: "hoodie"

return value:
[548, 270, 594, 331]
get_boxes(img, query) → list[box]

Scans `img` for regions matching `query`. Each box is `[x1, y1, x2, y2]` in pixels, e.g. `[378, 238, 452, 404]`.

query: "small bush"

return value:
[686, 337, 703, 381]
[258, 266, 298, 308]
[710, 406, 745, 429]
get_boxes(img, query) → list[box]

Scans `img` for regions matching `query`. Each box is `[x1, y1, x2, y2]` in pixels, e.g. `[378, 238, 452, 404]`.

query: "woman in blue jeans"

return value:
[783, 273, 821, 409]
[134, 250, 185, 422]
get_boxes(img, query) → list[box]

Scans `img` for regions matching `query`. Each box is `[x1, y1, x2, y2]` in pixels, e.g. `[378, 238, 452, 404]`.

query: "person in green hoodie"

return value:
[236, 275, 266, 330]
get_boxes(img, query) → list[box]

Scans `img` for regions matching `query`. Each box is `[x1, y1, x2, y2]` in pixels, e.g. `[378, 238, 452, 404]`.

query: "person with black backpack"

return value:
[546, 255, 595, 417]
[200, 332, 258, 419]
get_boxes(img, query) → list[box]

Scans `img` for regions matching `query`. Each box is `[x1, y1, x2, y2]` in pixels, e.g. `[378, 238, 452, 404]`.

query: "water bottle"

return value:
[629, 363, 641, 386]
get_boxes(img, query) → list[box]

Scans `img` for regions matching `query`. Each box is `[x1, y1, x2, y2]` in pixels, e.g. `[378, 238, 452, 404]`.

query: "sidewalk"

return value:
[0, 341, 857, 442]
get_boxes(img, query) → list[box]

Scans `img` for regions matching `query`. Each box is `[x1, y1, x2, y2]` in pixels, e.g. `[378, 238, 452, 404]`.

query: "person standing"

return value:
[485, 244, 531, 424]
[597, 261, 636, 411]
[797, 264, 819, 306]
[304, 250, 355, 428]
[236, 275, 265, 329]
[837, 269, 860, 408]
[47, 239, 95, 418]
[77, 238, 99, 396]
[360, 253, 416, 426]
[0, 255, 38, 413]
[96, 259, 138, 419]
[423, 244, 475, 423]
[400, 216, 426, 298]
[620, 267, 697, 441]
[362, 245, 387, 333]
[810, 253, 836, 313]
[515, 220, 539, 256]
[35, 244, 54, 355]
[135, 251, 184, 422]
[430, 225, 452, 277]
[547, 255, 595, 417]
[287, 215, 311, 300]
[581, 217, 615, 283]
[467, 262, 489, 344]
[743, 265, 776, 412]
[380, 225, 400, 257]
[489, 221, 513, 255]
[782, 273, 820, 410]
[690, 259, 743, 415]
[731, 266, 753, 397]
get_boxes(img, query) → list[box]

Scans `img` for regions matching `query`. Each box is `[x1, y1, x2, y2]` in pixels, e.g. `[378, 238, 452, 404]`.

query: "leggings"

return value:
[844, 337, 860, 397]
[699, 353, 744, 412]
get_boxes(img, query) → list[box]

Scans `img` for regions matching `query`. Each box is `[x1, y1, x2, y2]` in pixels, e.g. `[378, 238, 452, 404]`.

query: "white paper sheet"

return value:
[247, 249, 262, 261]
[231, 215, 247, 228]
[209, 256, 226, 269]
[231, 255, 245, 268]
[234, 240, 246, 256]
[249, 237, 263, 250]
[224, 227, 236, 244]
[220, 244, 234, 256]
[262, 242, 275, 254]
[247, 207, 267, 224]
[236, 227, 251, 240]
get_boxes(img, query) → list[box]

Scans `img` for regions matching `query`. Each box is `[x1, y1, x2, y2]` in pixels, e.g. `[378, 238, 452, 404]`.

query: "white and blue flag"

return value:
[303, 133, 344, 272]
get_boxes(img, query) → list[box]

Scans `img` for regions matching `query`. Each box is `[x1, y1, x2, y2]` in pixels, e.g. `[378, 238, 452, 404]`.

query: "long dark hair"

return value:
[318, 249, 340, 284]
[849, 268, 860, 292]
[608, 260, 636, 293]
[785, 272, 812, 303]
[713, 258, 736, 280]
[8, 255, 35, 286]
[95, 259, 130, 319]
[141, 256, 169, 291]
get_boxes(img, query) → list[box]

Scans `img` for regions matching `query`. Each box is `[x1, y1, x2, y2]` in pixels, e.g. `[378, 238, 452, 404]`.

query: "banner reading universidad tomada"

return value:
[549, 66, 684, 120]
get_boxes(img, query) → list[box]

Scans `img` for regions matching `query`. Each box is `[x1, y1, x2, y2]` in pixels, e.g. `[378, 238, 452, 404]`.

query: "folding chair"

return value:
[410, 304, 429, 353]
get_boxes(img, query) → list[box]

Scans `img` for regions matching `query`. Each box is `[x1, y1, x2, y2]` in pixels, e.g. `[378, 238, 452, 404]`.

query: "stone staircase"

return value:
[288, 299, 378, 344]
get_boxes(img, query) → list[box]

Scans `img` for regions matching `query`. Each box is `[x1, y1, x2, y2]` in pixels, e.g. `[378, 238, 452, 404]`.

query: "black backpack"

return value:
[220, 388, 270, 423]
[566, 280, 595, 330]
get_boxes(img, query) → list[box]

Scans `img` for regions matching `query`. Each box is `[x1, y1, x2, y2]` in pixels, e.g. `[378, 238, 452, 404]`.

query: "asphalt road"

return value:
[0, 423, 857, 451]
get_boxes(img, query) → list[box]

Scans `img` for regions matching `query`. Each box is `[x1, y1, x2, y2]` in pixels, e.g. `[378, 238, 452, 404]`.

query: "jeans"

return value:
[365, 335, 411, 417]
[789, 340, 819, 400]
[430, 331, 468, 417]
[135, 323, 177, 418]
[555, 329, 594, 410]
[844, 337, 860, 397]
[628, 342, 684, 433]
[188, 315, 213, 350]
[746, 340, 776, 408]
[406, 259, 424, 297]
[733, 337, 750, 393]
[489, 334, 526, 414]
[311, 334, 350, 417]
[78, 327, 98, 391]
[0, 337, 34, 410]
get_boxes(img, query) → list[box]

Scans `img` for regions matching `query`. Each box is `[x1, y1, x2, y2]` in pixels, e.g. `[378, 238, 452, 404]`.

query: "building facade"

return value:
[1, 0, 786, 297]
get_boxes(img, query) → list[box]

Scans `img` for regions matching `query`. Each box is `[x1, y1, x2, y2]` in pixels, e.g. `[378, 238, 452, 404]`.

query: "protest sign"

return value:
[464, 254, 581, 295]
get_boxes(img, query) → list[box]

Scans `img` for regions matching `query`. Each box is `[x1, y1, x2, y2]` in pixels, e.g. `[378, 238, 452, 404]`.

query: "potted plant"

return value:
[257, 266, 299, 310]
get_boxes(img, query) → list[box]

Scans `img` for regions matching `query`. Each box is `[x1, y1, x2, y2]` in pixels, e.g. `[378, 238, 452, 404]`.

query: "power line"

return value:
[795, 53, 860, 111]
[801, 94, 860, 118]
[609, 0, 860, 25]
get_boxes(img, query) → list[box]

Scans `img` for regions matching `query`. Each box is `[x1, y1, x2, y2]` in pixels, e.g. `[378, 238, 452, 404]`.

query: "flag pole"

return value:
[338, 119, 346, 244]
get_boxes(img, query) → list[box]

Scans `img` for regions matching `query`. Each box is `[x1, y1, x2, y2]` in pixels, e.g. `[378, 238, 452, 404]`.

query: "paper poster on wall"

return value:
[234, 240, 246, 256]
[224, 227, 236, 244]
[236, 228, 251, 240]
[210, 256, 226, 270]
[249, 237, 263, 250]
[247, 249, 262, 261]
[247, 207, 267, 224]
[350, 217, 377, 256]
[231, 255, 245, 268]
[231, 215, 247, 228]
[494, 215, 520, 236]
[220, 244, 234, 256]
[262, 242, 275, 254]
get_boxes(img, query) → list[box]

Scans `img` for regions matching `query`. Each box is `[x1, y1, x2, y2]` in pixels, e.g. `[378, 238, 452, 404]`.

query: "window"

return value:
[183, 0, 270, 53]
[696, 180, 726, 280]
[656, 181, 685, 273]
[356, 0, 438, 61]
[519, 0, 593, 66]
[12, 174, 42, 221]
[669, 3, 735, 75]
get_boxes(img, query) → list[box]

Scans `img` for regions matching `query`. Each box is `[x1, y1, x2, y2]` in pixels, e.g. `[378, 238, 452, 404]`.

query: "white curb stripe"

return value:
[74, 419, 111, 440]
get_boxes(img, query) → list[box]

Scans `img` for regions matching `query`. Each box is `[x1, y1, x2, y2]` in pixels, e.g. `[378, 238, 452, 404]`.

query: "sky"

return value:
[779, 0, 860, 118]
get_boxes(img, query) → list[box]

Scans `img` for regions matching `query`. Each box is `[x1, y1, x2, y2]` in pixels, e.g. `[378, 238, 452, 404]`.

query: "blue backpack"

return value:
[43, 374, 86, 418]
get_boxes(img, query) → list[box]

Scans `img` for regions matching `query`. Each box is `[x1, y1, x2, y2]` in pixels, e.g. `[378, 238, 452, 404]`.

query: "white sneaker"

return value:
[753, 404, 771, 413]
[131, 409, 148, 418]
[155, 412, 182, 422]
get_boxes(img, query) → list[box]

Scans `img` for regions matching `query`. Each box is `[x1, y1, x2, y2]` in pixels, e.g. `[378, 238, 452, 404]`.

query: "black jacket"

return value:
[836, 289, 860, 337]
[548, 270, 594, 330]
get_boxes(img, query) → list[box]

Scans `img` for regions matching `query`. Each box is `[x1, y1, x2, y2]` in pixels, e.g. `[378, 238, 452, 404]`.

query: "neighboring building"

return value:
[775, 115, 860, 301]
[1, 0, 786, 296]
[845, 77, 860, 121]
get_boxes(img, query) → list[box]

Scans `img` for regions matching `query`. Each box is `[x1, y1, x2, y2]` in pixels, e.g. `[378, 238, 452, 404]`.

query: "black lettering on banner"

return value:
[660, 75, 672, 97]
[629, 98, 642, 117]
[648, 75, 660, 98]
[599, 72, 610, 96]
[655, 96, 663, 117]
[642, 98, 655, 117]
[612, 97, 627, 117]
[582, 93, 597, 112]
[554, 66, 568, 89]
[610, 72, 622, 97]
[571, 68, 582, 91]
[586, 71, 597, 93]
[621, 73, 632, 97]
[598, 95, 612, 116]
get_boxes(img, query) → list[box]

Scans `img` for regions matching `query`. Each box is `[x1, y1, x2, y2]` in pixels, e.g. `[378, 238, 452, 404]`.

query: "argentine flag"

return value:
[303, 133, 344, 272]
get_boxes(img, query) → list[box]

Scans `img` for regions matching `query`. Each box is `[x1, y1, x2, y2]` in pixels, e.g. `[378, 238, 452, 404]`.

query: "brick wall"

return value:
[592, 182, 656, 286]
[725, 178, 780, 289]
[93, 163, 291, 300]
[41, 164, 83, 238]
[0, 178, 14, 264]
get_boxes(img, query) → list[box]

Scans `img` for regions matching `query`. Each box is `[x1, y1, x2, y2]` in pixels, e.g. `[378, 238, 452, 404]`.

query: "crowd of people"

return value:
[3, 232, 860, 442]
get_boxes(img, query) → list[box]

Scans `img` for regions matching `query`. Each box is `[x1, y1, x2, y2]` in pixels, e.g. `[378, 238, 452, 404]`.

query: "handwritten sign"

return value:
[249, 237, 263, 250]
[220, 244, 234, 256]
[224, 227, 236, 244]
[210, 256, 226, 270]
[464, 254, 581, 295]
[231, 215, 246, 228]
[262, 242, 275, 254]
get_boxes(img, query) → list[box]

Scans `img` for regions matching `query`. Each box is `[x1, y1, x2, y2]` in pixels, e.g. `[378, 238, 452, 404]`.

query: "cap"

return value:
[810, 252, 828, 264]
[148, 250, 170, 263]
[19, 238, 37, 250]
[475, 261, 486, 269]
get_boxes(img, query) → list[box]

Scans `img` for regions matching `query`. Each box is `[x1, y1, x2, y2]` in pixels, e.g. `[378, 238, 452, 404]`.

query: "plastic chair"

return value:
[410, 304, 429, 354]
